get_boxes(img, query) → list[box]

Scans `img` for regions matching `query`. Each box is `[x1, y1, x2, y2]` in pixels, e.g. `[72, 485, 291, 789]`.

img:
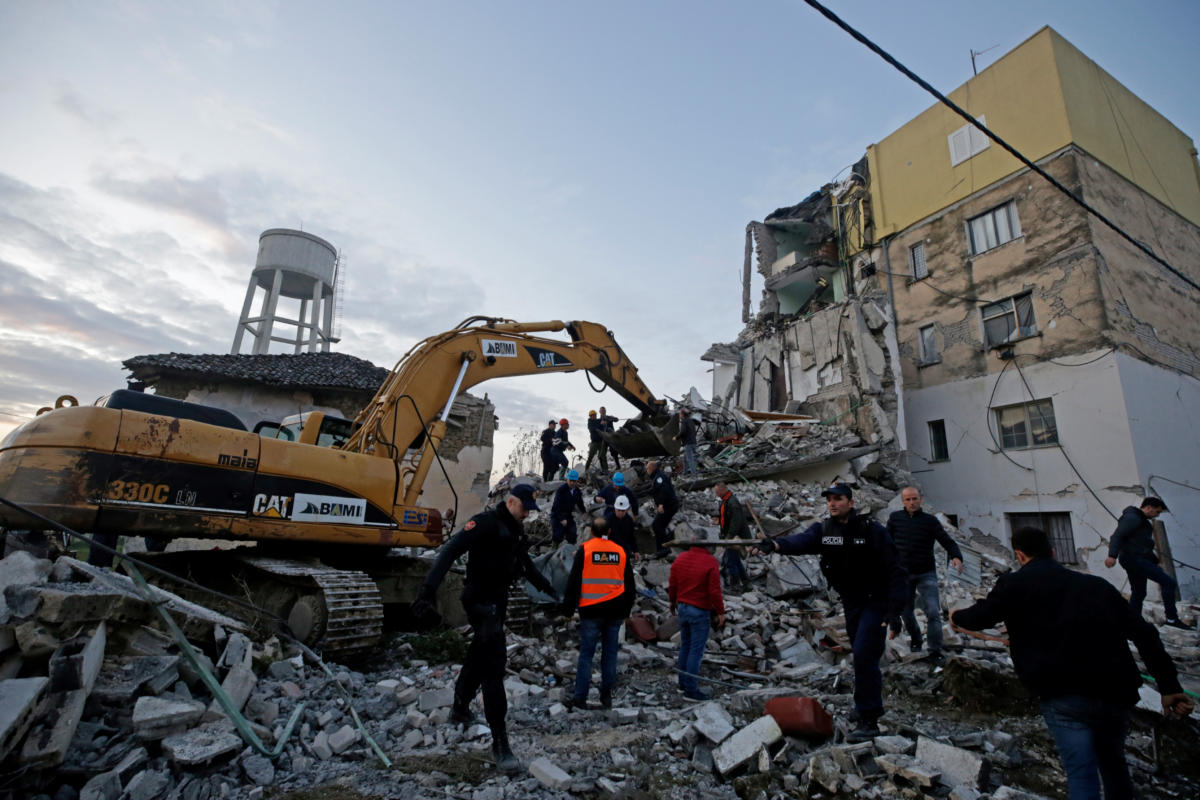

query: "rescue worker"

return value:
[712, 482, 749, 590]
[584, 410, 612, 472]
[562, 516, 635, 710]
[596, 471, 638, 514]
[412, 484, 557, 774]
[754, 483, 907, 742]
[599, 407, 621, 469]
[669, 529, 725, 700]
[886, 486, 964, 662]
[539, 419, 558, 482]
[952, 526, 1193, 800]
[673, 407, 699, 475]
[551, 418, 574, 480]
[1105, 497, 1193, 629]
[646, 460, 679, 558]
[550, 469, 586, 545]
[603, 494, 638, 557]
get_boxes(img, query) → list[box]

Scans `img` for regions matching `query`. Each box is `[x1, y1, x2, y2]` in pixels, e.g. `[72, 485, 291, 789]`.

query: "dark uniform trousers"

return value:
[457, 600, 509, 730]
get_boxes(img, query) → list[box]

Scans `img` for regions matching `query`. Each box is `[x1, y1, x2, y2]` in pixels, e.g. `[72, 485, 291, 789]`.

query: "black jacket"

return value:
[421, 502, 554, 608]
[562, 539, 636, 620]
[717, 491, 750, 539]
[774, 512, 907, 614]
[678, 415, 698, 446]
[1108, 506, 1157, 563]
[886, 508, 963, 575]
[602, 506, 638, 556]
[597, 485, 638, 514]
[540, 427, 556, 455]
[648, 470, 678, 511]
[551, 483, 586, 521]
[587, 417, 604, 444]
[953, 557, 1182, 704]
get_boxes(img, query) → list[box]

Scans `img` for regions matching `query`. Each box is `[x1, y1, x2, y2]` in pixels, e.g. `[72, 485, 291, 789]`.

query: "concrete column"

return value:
[231, 279, 258, 354]
[320, 290, 334, 352]
[308, 280, 322, 352]
[256, 269, 283, 354]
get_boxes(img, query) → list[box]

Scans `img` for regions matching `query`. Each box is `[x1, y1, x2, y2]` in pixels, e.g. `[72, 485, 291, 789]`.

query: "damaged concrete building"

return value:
[705, 27, 1200, 596]
[122, 352, 498, 519]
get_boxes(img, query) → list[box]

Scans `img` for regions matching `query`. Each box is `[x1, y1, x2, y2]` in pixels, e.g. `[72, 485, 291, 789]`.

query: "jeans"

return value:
[682, 443, 697, 474]
[574, 617, 622, 701]
[721, 548, 747, 587]
[844, 602, 888, 722]
[1122, 555, 1179, 621]
[456, 602, 509, 732]
[677, 603, 711, 695]
[901, 570, 943, 653]
[1040, 695, 1133, 800]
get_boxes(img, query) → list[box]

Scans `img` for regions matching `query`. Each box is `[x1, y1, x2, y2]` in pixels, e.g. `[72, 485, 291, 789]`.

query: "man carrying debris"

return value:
[646, 460, 680, 558]
[712, 481, 750, 591]
[596, 471, 638, 514]
[1104, 497, 1193, 629]
[673, 407, 699, 475]
[585, 408, 621, 472]
[754, 482, 907, 742]
[562, 516, 636, 710]
[952, 526, 1193, 800]
[550, 418, 575, 480]
[886, 486, 964, 662]
[413, 484, 557, 775]
[550, 469, 586, 545]
[604, 494, 638, 557]
[540, 419, 558, 482]
[670, 528, 725, 701]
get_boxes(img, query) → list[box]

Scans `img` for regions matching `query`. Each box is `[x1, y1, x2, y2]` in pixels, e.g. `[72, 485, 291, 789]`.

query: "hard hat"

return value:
[614, 495, 631, 511]
[559, 418, 569, 427]
[567, 469, 579, 481]
[588, 410, 597, 417]
[612, 472, 625, 486]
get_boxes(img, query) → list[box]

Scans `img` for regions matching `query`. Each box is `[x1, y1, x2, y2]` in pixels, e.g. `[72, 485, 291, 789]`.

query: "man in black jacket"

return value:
[646, 460, 679, 558]
[602, 494, 638, 557]
[1105, 497, 1191, 629]
[713, 482, 749, 590]
[413, 484, 557, 775]
[550, 469, 586, 545]
[755, 483, 908, 742]
[952, 526, 1192, 800]
[887, 487, 964, 661]
[539, 420, 558, 482]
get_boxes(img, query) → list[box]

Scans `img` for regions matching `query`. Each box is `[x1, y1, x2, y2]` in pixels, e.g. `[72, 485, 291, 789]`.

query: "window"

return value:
[928, 419, 949, 462]
[949, 115, 990, 166]
[918, 324, 939, 364]
[944, 513, 959, 528]
[1009, 512, 1077, 564]
[967, 201, 1021, 254]
[910, 242, 928, 280]
[994, 399, 1058, 449]
[982, 292, 1036, 347]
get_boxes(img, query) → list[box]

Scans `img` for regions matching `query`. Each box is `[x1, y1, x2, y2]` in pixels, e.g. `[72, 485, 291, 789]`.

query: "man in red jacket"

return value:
[669, 533, 725, 700]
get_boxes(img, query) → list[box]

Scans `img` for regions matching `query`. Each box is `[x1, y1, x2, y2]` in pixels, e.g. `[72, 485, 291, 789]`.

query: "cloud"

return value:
[92, 171, 230, 232]
[55, 84, 118, 130]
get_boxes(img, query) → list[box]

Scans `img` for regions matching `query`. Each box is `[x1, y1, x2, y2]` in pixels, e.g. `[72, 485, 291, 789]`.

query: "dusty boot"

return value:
[491, 729, 521, 775]
[599, 688, 612, 709]
[450, 702, 477, 726]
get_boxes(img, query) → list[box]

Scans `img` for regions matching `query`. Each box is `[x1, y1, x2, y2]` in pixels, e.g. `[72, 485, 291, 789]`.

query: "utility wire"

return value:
[800, 0, 1200, 295]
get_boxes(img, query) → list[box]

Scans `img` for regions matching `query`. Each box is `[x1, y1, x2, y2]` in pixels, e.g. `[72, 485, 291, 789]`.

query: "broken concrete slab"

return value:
[0, 551, 52, 622]
[0, 676, 48, 761]
[14, 620, 59, 658]
[204, 664, 256, 721]
[48, 623, 106, 693]
[916, 736, 989, 788]
[529, 756, 572, 790]
[215, 632, 253, 675]
[92, 655, 180, 705]
[712, 714, 782, 775]
[417, 686, 453, 712]
[161, 723, 242, 766]
[693, 701, 735, 744]
[20, 688, 87, 766]
[328, 725, 357, 754]
[132, 696, 205, 740]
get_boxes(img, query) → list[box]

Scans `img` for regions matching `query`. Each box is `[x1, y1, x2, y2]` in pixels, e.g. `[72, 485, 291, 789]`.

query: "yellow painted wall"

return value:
[868, 27, 1200, 237]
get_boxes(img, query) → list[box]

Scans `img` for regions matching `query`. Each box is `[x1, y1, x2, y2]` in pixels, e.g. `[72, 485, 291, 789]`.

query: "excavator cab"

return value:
[256, 412, 354, 448]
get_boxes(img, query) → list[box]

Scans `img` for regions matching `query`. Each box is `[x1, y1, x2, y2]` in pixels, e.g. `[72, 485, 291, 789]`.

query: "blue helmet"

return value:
[612, 472, 625, 486]
[566, 469, 579, 481]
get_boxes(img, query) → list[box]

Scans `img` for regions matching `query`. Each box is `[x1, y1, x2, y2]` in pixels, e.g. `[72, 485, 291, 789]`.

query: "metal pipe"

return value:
[440, 356, 471, 421]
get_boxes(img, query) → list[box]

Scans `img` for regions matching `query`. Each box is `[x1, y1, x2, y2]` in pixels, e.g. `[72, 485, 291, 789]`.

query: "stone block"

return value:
[0, 551, 52, 620]
[123, 769, 171, 800]
[161, 724, 242, 766]
[245, 696, 279, 726]
[48, 623, 107, 693]
[241, 753, 276, 785]
[310, 730, 333, 760]
[395, 686, 418, 705]
[216, 632, 253, 674]
[806, 752, 841, 793]
[79, 770, 121, 800]
[267, 660, 298, 681]
[329, 724, 358, 754]
[8, 583, 142, 626]
[92, 656, 179, 704]
[609, 707, 640, 725]
[874, 734, 915, 754]
[712, 715, 782, 775]
[21, 688, 87, 766]
[401, 728, 423, 749]
[280, 681, 303, 699]
[830, 741, 880, 776]
[693, 701, 735, 744]
[0, 676, 48, 761]
[916, 736, 988, 788]
[15, 620, 60, 658]
[376, 678, 400, 693]
[132, 696, 205, 740]
[529, 757, 572, 790]
[204, 664, 256, 721]
[417, 686, 454, 712]
[692, 742, 714, 773]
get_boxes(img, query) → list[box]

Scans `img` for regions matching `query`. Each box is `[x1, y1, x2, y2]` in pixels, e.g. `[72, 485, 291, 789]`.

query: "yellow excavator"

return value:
[0, 317, 668, 655]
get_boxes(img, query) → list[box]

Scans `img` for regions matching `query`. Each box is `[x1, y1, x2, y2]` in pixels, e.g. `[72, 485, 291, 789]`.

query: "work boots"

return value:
[599, 688, 612, 709]
[450, 692, 478, 726]
[491, 729, 521, 775]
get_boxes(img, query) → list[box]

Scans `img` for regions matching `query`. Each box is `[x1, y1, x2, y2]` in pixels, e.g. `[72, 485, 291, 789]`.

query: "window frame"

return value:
[948, 115, 990, 166]
[927, 419, 950, 462]
[918, 324, 939, 365]
[981, 291, 1037, 348]
[1008, 511, 1078, 564]
[909, 241, 928, 280]
[967, 200, 1021, 255]
[993, 398, 1059, 450]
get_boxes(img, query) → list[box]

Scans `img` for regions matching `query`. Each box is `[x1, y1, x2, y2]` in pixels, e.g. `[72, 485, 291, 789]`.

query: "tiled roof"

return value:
[123, 352, 389, 391]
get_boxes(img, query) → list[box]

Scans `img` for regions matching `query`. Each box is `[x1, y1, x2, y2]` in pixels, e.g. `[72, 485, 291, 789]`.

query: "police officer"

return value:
[754, 483, 907, 742]
[413, 484, 556, 774]
[539, 419, 558, 482]
[562, 516, 635, 710]
[551, 469, 586, 545]
[646, 460, 680, 558]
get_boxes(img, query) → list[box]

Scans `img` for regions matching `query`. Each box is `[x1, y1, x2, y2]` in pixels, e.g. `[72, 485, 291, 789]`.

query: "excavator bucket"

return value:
[604, 413, 678, 458]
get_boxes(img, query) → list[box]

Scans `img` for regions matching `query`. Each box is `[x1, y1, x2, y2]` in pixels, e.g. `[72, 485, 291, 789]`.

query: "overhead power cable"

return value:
[801, 0, 1200, 295]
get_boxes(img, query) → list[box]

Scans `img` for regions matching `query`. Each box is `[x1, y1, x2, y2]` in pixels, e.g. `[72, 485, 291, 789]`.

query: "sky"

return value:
[2, 0, 1198, 476]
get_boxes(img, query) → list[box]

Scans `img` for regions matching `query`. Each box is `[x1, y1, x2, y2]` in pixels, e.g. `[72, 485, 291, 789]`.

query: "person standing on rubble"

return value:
[754, 482, 907, 742]
[673, 407, 699, 475]
[596, 471, 638, 514]
[670, 529, 725, 701]
[951, 526, 1193, 800]
[585, 408, 621, 473]
[1104, 497, 1193, 629]
[540, 419, 558, 482]
[887, 487, 964, 663]
[712, 482, 750, 591]
[599, 407, 621, 469]
[412, 484, 557, 775]
[562, 516, 636, 710]
[551, 418, 575, 480]
[604, 494, 638, 557]
[550, 469, 586, 545]
[646, 460, 680, 558]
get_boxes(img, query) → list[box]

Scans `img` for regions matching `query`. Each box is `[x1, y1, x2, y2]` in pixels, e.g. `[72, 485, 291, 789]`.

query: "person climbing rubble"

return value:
[669, 527, 725, 701]
[886, 486, 964, 662]
[412, 484, 558, 775]
[1105, 497, 1193, 629]
[561, 516, 635, 711]
[754, 482, 907, 743]
[646, 460, 680, 558]
[673, 407, 699, 475]
[550, 469, 586, 545]
[596, 471, 638, 514]
[539, 419, 558, 482]
[550, 419, 575, 480]
[603, 494, 638, 557]
[952, 525, 1194, 800]
[712, 481, 749, 591]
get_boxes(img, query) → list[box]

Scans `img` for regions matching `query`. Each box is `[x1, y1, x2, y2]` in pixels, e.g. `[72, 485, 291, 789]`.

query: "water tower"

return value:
[231, 229, 342, 354]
